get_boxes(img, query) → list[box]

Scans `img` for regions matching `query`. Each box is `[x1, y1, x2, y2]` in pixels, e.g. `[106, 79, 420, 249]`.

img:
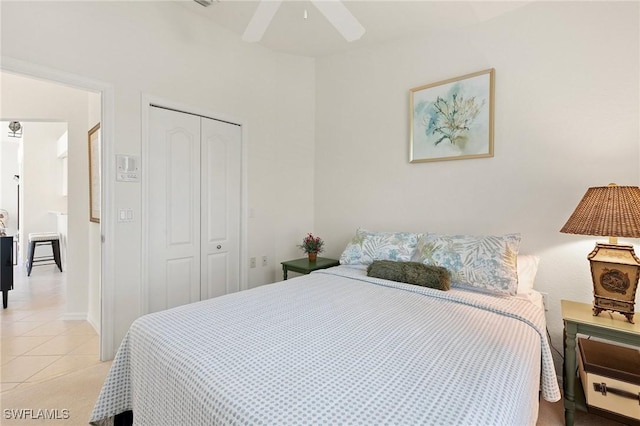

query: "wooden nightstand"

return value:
[281, 257, 340, 280]
[561, 299, 640, 425]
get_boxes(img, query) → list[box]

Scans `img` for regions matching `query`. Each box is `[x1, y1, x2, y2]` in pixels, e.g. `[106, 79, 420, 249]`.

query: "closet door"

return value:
[200, 117, 241, 299]
[148, 107, 202, 313]
[147, 106, 242, 313]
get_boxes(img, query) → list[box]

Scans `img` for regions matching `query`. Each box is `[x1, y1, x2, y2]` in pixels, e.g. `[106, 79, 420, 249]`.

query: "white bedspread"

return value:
[91, 266, 560, 425]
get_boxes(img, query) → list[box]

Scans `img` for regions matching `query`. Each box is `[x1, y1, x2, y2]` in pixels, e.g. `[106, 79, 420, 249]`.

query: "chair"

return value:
[27, 232, 62, 276]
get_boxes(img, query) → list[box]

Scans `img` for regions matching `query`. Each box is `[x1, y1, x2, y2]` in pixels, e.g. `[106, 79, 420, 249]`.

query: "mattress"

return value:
[91, 265, 560, 425]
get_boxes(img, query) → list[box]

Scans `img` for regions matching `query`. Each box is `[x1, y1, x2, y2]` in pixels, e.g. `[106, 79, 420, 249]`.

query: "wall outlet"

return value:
[250, 257, 256, 268]
[540, 292, 549, 311]
[262, 256, 268, 267]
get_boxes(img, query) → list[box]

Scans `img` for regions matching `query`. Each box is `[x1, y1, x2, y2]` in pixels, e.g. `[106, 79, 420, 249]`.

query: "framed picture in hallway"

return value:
[410, 68, 495, 163]
[88, 123, 101, 223]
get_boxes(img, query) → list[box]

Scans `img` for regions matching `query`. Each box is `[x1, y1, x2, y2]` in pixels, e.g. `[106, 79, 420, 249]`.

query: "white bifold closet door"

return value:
[148, 106, 241, 313]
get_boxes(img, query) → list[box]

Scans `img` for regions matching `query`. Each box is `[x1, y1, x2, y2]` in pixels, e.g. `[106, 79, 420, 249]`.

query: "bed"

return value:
[90, 231, 561, 425]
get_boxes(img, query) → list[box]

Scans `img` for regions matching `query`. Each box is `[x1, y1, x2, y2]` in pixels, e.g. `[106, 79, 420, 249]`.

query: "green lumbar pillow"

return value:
[366, 260, 451, 291]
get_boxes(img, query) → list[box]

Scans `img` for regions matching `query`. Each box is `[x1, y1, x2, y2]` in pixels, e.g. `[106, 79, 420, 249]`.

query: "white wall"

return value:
[315, 1, 639, 372]
[1, 1, 316, 356]
[22, 122, 67, 251]
[0, 130, 20, 237]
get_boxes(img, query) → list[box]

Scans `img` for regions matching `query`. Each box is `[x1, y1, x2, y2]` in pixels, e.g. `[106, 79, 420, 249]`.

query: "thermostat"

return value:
[116, 154, 140, 182]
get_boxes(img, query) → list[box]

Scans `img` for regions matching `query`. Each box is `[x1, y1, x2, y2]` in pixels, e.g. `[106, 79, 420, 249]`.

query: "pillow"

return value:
[339, 228, 368, 265]
[517, 255, 540, 295]
[339, 229, 420, 265]
[410, 233, 521, 295]
[367, 260, 450, 291]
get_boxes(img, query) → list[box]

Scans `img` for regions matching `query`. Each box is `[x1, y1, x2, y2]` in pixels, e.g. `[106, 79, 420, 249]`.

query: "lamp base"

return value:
[588, 243, 639, 324]
[593, 297, 634, 323]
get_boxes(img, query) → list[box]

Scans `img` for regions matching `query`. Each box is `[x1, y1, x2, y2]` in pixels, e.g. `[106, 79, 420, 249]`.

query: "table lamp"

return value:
[560, 183, 640, 323]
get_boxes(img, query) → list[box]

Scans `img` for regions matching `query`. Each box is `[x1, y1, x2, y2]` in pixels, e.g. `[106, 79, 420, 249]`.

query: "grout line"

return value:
[1, 265, 99, 389]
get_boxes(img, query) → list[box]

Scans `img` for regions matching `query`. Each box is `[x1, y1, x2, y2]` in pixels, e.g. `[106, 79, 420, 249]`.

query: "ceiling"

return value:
[177, 0, 531, 57]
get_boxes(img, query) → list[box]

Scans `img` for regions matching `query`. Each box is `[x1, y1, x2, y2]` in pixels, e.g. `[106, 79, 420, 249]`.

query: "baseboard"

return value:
[62, 312, 87, 321]
[87, 314, 100, 334]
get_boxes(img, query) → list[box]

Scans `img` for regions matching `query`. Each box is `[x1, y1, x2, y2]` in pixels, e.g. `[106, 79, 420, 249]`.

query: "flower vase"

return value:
[308, 252, 317, 262]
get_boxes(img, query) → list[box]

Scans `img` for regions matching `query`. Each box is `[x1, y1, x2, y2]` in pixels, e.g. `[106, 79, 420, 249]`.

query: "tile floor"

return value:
[1, 263, 101, 393]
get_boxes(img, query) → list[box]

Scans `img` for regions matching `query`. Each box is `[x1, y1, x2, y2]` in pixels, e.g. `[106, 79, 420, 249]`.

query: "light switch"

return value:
[118, 208, 134, 223]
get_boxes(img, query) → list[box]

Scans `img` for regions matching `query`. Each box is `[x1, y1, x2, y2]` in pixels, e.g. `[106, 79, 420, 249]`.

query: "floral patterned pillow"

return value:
[340, 229, 421, 265]
[411, 233, 521, 295]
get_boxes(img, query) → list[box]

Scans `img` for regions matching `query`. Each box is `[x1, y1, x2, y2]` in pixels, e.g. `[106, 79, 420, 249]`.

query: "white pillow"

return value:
[516, 255, 540, 295]
[411, 233, 521, 296]
[339, 229, 421, 265]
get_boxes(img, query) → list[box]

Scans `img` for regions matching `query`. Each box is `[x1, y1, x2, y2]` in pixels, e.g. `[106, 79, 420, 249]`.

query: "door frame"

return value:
[140, 94, 248, 315]
[1, 56, 116, 361]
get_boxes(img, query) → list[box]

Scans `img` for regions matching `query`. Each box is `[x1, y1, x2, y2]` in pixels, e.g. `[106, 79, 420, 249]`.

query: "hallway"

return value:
[1, 263, 99, 392]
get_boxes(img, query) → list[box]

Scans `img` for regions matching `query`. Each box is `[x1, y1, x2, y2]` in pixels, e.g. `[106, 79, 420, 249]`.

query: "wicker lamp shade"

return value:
[561, 183, 640, 323]
[560, 184, 640, 239]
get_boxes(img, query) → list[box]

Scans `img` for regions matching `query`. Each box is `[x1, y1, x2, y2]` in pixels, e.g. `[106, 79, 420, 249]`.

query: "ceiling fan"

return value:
[195, 0, 365, 43]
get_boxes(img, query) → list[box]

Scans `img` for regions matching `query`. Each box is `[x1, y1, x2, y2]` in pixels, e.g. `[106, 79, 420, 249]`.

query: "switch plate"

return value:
[250, 257, 256, 268]
[118, 208, 134, 222]
[262, 256, 268, 267]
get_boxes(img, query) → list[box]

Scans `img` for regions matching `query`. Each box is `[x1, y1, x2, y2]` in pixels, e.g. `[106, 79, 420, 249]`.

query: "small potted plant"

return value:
[298, 233, 324, 262]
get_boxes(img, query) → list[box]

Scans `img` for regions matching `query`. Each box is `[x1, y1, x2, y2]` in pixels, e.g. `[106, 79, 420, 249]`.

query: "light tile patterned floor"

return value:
[1, 264, 100, 393]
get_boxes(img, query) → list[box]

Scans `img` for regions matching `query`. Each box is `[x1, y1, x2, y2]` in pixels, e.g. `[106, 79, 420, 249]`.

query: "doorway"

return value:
[0, 62, 113, 360]
[0, 121, 69, 268]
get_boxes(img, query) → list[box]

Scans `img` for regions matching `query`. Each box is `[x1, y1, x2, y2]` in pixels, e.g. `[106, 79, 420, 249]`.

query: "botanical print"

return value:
[410, 69, 494, 162]
[426, 92, 484, 147]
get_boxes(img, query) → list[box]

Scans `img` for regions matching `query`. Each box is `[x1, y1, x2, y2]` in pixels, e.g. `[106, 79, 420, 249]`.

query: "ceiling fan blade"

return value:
[242, 0, 283, 43]
[311, 0, 365, 42]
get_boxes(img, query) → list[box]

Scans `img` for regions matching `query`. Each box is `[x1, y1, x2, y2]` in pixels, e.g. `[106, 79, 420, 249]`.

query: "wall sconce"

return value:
[8, 121, 22, 138]
[560, 183, 640, 323]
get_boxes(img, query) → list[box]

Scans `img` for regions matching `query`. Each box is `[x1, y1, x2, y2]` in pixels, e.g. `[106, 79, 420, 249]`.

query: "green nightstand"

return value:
[562, 299, 640, 426]
[281, 257, 340, 280]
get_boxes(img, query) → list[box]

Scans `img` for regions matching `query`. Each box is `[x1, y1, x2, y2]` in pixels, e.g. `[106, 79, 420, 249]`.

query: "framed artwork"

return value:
[410, 68, 495, 163]
[88, 123, 101, 223]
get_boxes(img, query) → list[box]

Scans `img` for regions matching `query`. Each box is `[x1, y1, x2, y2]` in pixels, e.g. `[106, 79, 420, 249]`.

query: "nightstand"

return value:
[561, 299, 640, 426]
[281, 257, 340, 280]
